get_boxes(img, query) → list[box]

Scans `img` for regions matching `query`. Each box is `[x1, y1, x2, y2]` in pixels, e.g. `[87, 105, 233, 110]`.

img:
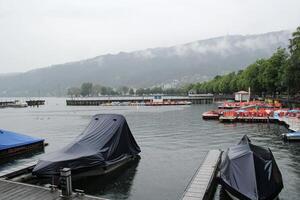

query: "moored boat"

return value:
[202, 110, 221, 119]
[282, 131, 300, 141]
[32, 114, 141, 178]
[218, 135, 283, 200]
[0, 129, 44, 162]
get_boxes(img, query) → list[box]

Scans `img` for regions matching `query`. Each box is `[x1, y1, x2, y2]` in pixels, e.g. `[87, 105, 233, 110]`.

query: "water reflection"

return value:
[0, 149, 44, 171]
[218, 187, 232, 200]
[73, 156, 140, 200]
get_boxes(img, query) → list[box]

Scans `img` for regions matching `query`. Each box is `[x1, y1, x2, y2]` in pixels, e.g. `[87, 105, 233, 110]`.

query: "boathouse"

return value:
[235, 91, 250, 102]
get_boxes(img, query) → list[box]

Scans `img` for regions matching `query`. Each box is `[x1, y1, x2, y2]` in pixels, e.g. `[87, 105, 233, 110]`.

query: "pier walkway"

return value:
[66, 94, 214, 106]
[0, 179, 106, 200]
[181, 150, 222, 200]
[0, 162, 107, 200]
[219, 115, 300, 132]
[0, 150, 222, 200]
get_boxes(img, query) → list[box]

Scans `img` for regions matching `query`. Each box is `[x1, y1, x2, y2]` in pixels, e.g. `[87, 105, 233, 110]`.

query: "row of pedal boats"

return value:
[1, 114, 284, 199]
[203, 106, 300, 141]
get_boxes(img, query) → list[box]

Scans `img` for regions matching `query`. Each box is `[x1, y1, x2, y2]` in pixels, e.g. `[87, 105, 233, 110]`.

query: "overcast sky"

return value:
[0, 0, 299, 73]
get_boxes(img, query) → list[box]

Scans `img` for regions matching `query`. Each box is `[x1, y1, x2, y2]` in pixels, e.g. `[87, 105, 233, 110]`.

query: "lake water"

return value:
[0, 98, 299, 200]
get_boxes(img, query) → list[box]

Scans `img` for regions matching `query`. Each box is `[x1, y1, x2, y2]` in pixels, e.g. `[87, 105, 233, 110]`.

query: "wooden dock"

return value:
[0, 179, 106, 200]
[0, 150, 222, 200]
[219, 115, 300, 132]
[0, 101, 14, 108]
[66, 95, 214, 106]
[0, 161, 107, 200]
[181, 150, 222, 200]
[26, 100, 45, 107]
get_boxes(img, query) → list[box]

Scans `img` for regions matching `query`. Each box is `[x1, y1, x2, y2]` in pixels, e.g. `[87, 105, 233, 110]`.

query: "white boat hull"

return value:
[282, 132, 300, 141]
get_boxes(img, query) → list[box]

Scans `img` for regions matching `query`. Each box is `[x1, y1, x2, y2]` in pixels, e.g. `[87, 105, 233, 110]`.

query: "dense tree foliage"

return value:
[189, 27, 300, 97]
[286, 26, 300, 95]
[135, 87, 185, 96]
[80, 82, 93, 97]
[67, 87, 81, 97]
[68, 83, 186, 97]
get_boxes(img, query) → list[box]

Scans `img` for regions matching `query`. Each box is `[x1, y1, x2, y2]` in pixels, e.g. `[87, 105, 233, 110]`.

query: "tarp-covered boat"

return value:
[32, 114, 141, 177]
[282, 131, 300, 141]
[219, 135, 283, 200]
[0, 129, 44, 161]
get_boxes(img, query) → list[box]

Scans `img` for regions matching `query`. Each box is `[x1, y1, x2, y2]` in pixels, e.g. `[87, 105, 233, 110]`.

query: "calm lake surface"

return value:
[0, 97, 299, 200]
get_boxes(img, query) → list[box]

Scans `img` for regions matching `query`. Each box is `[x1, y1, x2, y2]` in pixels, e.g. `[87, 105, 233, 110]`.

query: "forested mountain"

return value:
[188, 27, 300, 97]
[0, 30, 291, 96]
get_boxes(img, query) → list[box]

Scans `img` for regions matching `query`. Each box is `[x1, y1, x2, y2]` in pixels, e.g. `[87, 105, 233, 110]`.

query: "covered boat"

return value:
[0, 129, 44, 161]
[32, 114, 141, 177]
[282, 131, 300, 141]
[218, 135, 283, 200]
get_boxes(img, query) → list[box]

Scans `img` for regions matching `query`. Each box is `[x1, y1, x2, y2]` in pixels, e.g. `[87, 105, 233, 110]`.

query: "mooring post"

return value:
[60, 168, 72, 197]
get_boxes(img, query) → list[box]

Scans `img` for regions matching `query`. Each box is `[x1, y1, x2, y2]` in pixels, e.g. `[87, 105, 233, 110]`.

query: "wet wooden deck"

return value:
[0, 161, 107, 200]
[181, 150, 222, 200]
[0, 179, 106, 200]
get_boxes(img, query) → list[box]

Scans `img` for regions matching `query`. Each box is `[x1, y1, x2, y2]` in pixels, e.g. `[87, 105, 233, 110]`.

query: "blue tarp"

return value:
[0, 129, 44, 151]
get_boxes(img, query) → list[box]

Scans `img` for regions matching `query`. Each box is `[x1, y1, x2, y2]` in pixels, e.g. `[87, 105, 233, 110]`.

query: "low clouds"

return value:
[173, 31, 291, 57]
[0, 0, 299, 73]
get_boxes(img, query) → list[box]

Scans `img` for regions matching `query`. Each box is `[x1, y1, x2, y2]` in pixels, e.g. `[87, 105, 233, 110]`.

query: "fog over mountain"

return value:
[0, 30, 291, 96]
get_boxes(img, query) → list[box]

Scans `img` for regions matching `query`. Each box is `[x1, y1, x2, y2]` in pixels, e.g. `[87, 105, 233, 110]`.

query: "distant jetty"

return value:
[0, 100, 45, 108]
[26, 100, 45, 107]
[66, 95, 215, 106]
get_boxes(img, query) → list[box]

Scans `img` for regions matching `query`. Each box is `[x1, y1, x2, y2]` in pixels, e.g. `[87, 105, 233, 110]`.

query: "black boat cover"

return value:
[32, 114, 140, 176]
[219, 135, 283, 200]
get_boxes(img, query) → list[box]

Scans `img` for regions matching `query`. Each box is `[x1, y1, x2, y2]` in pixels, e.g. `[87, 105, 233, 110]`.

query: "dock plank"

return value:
[181, 150, 221, 200]
[0, 179, 107, 200]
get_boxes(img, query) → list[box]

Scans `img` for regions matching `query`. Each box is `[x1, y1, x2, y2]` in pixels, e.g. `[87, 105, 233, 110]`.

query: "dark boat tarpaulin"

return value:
[219, 135, 283, 200]
[0, 129, 44, 151]
[33, 114, 140, 176]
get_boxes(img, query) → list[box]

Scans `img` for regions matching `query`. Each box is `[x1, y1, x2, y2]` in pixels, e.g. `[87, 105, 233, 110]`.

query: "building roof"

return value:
[235, 91, 249, 94]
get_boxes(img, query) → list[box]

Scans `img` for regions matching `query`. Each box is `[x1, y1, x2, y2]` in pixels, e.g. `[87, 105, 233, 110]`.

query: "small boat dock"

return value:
[0, 162, 107, 200]
[0, 101, 14, 108]
[66, 95, 214, 106]
[0, 179, 106, 200]
[0, 99, 45, 108]
[181, 150, 222, 200]
[26, 100, 45, 107]
[0, 150, 223, 200]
